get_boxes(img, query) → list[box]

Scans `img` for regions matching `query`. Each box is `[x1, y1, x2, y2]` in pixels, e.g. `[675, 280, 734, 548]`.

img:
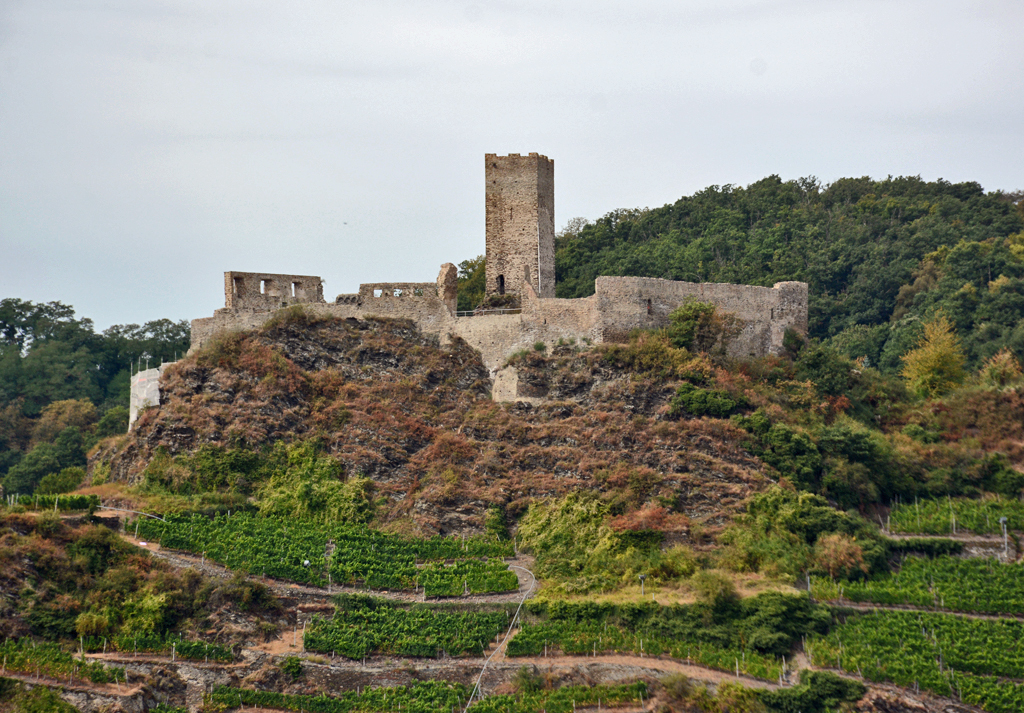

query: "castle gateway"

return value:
[167, 153, 807, 413]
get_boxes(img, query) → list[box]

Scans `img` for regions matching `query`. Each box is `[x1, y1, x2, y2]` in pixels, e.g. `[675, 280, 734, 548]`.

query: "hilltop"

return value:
[104, 312, 770, 537]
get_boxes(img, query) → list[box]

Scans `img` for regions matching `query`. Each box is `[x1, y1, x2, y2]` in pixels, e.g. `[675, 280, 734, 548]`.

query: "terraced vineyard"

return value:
[134, 512, 517, 595]
[0, 638, 125, 685]
[501, 595, 823, 682]
[81, 633, 233, 663]
[810, 556, 1024, 615]
[208, 680, 649, 713]
[889, 497, 1024, 535]
[304, 595, 512, 658]
[506, 618, 783, 680]
[808, 610, 1024, 713]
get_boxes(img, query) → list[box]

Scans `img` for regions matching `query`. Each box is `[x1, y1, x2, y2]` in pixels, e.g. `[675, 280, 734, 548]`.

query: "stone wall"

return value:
[188, 270, 808, 392]
[484, 153, 555, 298]
[223, 271, 324, 311]
[593, 277, 809, 357]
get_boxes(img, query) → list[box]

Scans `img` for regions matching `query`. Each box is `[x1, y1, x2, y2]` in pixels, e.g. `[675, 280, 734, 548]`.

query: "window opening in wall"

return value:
[646, 298, 652, 315]
[373, 289, 383, 298]
[292, 282, 299, 297]
[260, 280, 267, 294]
[497, 275, 505, 295]
[414, 288, 424, 297]
[232, 277, 244, 295]
[394, 288, 403, 297]
[771, 308, 774, 319]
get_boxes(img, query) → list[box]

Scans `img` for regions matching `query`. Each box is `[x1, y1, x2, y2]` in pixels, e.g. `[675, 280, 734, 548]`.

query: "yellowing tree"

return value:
[900, 313, 966, 397]
[814, 533, 868, 581]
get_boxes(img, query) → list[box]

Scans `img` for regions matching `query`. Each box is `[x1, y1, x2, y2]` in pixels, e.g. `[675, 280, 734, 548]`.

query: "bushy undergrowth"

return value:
[0, 513, 280, 643]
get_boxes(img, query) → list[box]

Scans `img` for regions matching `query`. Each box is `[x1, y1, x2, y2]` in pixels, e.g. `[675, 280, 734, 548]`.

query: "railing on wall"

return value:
[456, 308, 523, 317]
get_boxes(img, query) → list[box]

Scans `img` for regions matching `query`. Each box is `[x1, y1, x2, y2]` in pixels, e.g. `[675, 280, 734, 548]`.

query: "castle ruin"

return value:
[130, 153, 807, 425]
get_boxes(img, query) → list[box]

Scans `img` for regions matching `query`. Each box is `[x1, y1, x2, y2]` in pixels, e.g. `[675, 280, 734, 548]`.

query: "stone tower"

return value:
[485, 153, 555, 298]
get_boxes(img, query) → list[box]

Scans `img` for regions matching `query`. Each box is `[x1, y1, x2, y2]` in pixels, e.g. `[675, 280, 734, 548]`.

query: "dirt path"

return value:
[504, 653, 781, 691]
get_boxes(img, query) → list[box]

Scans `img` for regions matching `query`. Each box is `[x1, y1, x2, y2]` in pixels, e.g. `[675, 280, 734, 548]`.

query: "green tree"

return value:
[456, 256, 486, 311]
[900, 313, 966, 397]
[36, 466, 86, 494]
[666, 300, 740, 357]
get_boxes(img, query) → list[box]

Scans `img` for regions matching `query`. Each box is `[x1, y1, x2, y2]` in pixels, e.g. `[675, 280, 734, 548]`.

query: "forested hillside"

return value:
[0, 299, 189, 495]
[551, 176, 1024, 370]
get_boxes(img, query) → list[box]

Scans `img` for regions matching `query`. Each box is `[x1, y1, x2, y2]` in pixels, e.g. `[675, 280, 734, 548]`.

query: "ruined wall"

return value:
[593, 277, 809, 356]
[223, 272, 324, 311]
[191, 271, 808, 378]
[484, 153, 555, 298]
[190, 267, 460, 355]
[129, 363, 173, 429]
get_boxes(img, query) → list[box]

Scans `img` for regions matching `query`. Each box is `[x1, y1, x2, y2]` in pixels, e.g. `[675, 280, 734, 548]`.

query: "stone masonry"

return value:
[136, 152, 809, 416]
[485, 153, 555, 298]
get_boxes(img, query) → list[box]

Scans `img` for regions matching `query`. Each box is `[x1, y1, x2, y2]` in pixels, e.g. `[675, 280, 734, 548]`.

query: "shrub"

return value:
[35, 466, 85, 495]
[690, 570, 738, 610]
[666, 299, 741, 356]
[668, 383, 743, 418]
[95, 405, 129, 438]
[280, 655, 303, 681]
[660, 672, 693, 701]
[978, 347, 1023, 387]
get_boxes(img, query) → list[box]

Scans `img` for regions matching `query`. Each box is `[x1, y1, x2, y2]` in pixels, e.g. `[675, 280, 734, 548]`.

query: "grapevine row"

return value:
[808, 609, 1024, 713]
[134, 512, 517, 595]
[303, 596, 512, 659]
[810, 556, 1024, 615]
[505, 620, 783, 681]
[80, 633, 233, 662]
[207, 680, 648, 713]
[0, 638, 124, 685]
[889, 497, 1024, 535]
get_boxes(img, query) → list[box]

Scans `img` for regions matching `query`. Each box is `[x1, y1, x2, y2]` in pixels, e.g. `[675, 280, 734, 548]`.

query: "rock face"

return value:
[856, 687, 977, 713]
[99, 316, 770, 536]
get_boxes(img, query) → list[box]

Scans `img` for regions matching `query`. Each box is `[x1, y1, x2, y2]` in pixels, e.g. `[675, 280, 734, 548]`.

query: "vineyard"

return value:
[808, 610, 1024, 713]
[207, 680, 648, 713]
[0, 638, 124, 685]
[505, 619, 783, 680]
[304, 595, 512, 659]
[810, 556, 1024, 615]
[80, 632, 233, 663]
[889, 497, 1024, 535]
[499, 594, 827, 682]
[134, 513, 517, 595]
[6, 493, 99, 512]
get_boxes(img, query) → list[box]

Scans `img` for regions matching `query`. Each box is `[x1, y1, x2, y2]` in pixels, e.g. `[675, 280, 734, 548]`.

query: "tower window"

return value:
[497, 275, 505, 295]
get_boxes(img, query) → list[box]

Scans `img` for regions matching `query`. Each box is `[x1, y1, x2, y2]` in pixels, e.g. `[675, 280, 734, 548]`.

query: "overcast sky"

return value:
[1, 0, 1022, 331]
